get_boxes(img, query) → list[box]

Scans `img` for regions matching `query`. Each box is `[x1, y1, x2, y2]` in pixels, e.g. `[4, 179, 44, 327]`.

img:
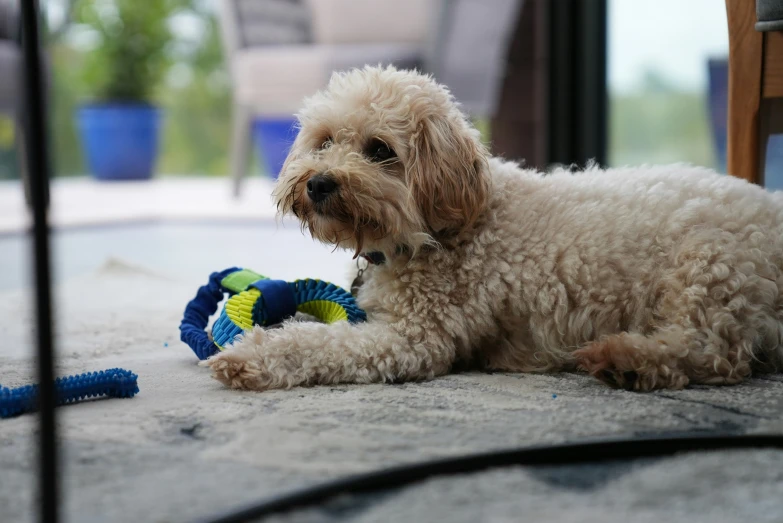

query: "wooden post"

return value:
[725, 0, 764, 183]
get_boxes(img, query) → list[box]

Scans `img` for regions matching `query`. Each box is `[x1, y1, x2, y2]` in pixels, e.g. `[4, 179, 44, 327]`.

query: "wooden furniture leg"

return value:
[725, 0, 764, 183]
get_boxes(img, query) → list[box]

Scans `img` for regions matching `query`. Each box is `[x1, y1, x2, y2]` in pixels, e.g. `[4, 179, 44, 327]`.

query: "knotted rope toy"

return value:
[179, 268, 367, 361]
[0, 368, 139, 419]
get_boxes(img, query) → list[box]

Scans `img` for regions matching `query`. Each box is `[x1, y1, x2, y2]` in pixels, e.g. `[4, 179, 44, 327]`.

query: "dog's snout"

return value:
[307, 174, 337, 203]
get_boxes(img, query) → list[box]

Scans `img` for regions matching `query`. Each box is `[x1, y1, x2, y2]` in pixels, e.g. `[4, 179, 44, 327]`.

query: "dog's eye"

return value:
[366, 139, 396, 163]
[319, 137, 332, 150]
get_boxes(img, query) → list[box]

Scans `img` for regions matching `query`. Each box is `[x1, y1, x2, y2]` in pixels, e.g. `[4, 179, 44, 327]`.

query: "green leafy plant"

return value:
[73, 0, 180, 103]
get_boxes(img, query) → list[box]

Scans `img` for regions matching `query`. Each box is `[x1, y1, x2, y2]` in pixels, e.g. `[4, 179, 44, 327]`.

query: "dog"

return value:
[204, 65, 783, 392]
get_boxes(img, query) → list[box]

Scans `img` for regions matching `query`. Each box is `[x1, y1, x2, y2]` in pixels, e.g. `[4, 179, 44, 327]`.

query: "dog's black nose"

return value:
[306, 174, 337, 203]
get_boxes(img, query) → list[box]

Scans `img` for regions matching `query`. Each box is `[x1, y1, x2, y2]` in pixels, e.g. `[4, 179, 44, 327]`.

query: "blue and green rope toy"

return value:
[0, 368, 139, 419]
[179, 268, 367, 361]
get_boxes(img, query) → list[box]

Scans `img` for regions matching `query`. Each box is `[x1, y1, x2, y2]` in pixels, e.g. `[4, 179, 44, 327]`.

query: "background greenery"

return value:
[0, 1, 720, 181]
[73, 0, 176, 102]
[0, 0, 232, 179]
[609, 71, 715, 168]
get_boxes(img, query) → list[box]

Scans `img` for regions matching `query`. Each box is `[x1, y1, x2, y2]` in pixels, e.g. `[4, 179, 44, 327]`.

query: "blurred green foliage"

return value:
[50, 42, 89, 176]
[609, 71, 716, 169]
[156, 11, 232, 175]
[72, 0, 177, 103]
[0, 116, 16, 179]
[43, 0, 233, 177]
[473, 118, 491, 147]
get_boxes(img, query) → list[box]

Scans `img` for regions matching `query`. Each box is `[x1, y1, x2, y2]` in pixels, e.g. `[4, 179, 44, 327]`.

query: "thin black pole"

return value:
[20, 1, 59, 522]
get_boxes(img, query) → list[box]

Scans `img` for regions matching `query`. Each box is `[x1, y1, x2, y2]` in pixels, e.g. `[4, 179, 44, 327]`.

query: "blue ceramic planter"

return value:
[77, 104, 161, 181]
[252, 117, 298, 179]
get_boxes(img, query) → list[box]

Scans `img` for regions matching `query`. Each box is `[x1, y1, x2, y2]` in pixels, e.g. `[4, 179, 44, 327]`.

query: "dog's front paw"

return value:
[199, 327, 305, 391]
[201, 350, 270, 390]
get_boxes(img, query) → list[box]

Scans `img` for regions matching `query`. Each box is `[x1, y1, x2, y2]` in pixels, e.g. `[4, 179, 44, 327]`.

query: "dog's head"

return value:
[273, 66, 490, 257]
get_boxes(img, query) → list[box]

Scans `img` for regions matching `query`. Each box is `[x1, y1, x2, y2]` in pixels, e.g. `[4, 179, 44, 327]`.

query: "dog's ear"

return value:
[407, 114, 490, 234]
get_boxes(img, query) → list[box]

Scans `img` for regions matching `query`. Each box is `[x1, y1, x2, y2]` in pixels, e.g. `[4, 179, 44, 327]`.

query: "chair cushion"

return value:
[305, 0, 435, 45]
[756, 0, 783, 31]
[233, 43, 422, 115]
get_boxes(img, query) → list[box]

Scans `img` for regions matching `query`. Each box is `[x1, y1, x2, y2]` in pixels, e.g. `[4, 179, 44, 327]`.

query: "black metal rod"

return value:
[20, 1, 59, 522]
[200, 433, 783, 523]
[576, 0, 607, 165]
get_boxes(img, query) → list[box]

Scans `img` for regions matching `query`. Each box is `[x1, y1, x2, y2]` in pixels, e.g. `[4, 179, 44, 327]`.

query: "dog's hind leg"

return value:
[575, 276, 781, 391]
[572, 326, 753, 391]
[574, 229, 783, 391]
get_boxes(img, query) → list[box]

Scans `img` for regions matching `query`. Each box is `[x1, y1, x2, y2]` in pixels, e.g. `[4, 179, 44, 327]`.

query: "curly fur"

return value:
[205, 65, 783, 392]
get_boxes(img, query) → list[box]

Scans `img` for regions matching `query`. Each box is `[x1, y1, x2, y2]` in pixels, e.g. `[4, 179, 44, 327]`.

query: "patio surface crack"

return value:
[654, 393, 772, 420]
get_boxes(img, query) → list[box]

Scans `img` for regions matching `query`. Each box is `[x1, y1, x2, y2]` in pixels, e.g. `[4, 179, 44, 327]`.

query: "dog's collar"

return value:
[360, 251, 387, 265]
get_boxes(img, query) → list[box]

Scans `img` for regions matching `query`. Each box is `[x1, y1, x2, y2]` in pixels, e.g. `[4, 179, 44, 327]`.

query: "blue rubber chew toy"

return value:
[0, 368, 139, 419]
[179, 268, 367, 361]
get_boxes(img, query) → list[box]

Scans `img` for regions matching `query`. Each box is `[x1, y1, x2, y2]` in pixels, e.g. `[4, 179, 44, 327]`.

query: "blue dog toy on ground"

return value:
[180, 268, 367, 361]
[0, 368, 139, 419]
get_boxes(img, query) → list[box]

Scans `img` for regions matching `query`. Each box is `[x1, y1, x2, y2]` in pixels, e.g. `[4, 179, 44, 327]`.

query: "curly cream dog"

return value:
[205, 66, 783, 391]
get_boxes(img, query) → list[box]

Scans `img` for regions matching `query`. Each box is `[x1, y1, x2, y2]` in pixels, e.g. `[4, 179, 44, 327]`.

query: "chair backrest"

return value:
[425, 0, 523, 118]
[218, 0, 311, 69]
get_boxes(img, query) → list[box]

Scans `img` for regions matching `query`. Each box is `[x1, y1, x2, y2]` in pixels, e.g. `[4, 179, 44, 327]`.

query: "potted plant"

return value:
[73, 0, 174, 181]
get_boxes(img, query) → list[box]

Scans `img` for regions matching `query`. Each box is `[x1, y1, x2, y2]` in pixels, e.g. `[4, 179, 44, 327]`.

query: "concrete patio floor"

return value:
[0, 177, 355, 292]
[0, 177, 281, 235]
